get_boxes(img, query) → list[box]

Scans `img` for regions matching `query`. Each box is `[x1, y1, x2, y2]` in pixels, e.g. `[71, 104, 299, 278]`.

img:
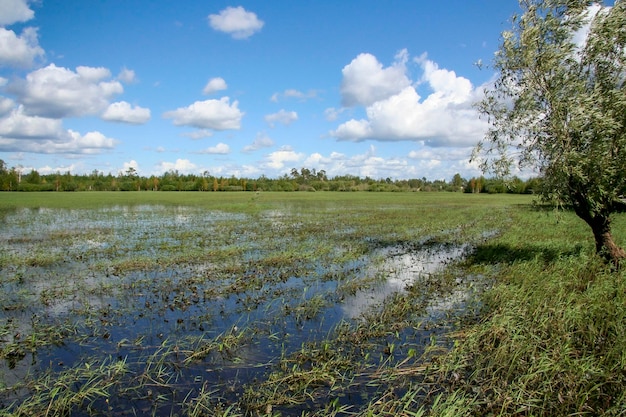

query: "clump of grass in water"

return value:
[184, 326, 252, 364]
[4, 357, 128, 417]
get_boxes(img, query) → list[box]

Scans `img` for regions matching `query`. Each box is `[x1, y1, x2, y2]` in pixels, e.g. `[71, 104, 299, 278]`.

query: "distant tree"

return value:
[451, 173, 465, 191]
[125, 167, 138, 178]
[474, 0, 626, 265]
[24, 170, 41, 184]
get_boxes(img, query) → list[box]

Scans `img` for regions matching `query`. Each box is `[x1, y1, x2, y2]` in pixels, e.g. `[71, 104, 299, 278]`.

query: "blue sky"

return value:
[0, 0, 522, 181]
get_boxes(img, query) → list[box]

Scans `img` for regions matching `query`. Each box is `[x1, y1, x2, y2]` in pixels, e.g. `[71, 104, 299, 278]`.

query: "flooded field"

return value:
[0, 193, 509, 416]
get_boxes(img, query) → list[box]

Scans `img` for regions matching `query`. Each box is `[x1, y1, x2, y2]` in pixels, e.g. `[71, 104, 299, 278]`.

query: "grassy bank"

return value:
[424, 202, 626, 416]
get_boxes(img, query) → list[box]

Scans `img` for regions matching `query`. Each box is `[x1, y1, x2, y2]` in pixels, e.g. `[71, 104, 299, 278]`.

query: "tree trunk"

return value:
[569, 187, 626, 268]
[590, 215, 626, 268]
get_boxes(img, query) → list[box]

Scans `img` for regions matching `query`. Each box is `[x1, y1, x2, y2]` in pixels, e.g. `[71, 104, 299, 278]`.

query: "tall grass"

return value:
[426, 205, 626, 416]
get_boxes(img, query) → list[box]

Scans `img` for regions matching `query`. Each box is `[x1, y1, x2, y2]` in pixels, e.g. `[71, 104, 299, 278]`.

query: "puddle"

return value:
[341, 242, 469, 318]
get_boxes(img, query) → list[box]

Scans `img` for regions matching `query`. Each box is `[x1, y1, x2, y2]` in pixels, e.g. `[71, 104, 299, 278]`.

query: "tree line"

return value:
[0, 160, 540, 194]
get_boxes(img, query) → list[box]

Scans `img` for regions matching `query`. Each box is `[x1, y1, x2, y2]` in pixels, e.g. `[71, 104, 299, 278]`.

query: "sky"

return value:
[0, 0, 524, 181]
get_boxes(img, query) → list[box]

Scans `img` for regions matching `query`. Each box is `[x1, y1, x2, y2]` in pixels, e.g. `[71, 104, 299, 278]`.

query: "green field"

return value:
[0, 192, 624, 416]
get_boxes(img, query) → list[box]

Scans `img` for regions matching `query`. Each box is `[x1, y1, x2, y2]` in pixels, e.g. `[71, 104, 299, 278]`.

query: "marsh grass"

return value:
[423, 204, 626, 416]
[6, 357, 128, 417]
[4, 192, 582, 416]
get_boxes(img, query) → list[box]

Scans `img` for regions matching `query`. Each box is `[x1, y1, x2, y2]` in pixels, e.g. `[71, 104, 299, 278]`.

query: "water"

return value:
[0, 204, 478, 415]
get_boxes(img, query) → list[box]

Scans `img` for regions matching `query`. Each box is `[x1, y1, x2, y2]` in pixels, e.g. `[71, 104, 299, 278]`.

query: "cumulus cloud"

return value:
[203, 77, 227, 95]
[265, 109, 298, 127]
[330, 53, 487, 147]
[120, 160, 139, 175]
[163, 98, 243, 130]
[208, 6, 264, 39]
[0, 105, 119, 154]
[197, 142, 230, 155]
[101, 101, 151, 124]
[284, 146, 409, 179]
[263, 145, 304, 170]
[49, 130, 119, 154]
[243, 132, 274, 153]
[0, 27, 44, 68]
[155, 158, 198, 175]
[0, 0, 34, 26]
[0, 96, 14, 115]
[9, 64, 124, 118]
[340, 49, 411, 107]
[0, 105, 64, 139]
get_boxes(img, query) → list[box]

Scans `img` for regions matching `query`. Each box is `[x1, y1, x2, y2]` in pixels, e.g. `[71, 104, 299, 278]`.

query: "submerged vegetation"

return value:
[0, 192, 624, 415]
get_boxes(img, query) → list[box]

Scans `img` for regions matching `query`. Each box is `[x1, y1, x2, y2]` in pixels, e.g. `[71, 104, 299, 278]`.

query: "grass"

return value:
[3, 191, 624, 415]
[422, 201, 626, 416]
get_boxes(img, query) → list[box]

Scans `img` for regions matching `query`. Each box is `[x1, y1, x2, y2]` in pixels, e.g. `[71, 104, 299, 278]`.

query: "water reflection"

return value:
[341, 243, 468, 318]
[0, 203, 475, 415]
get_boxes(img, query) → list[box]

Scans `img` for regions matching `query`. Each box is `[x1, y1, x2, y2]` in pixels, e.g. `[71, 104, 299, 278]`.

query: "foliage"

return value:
[0, 159, 539, 194]
[474, 0, 626, 263]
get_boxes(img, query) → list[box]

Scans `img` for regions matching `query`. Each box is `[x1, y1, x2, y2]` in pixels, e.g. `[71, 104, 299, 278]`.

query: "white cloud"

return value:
[163, 98, 243, 130]
[0, 96, 14, 115]
[0, 105, 64, 139]
[340, 49, 411, 107]
[243, 132, 274, 152]
[270, 89, 318, 102]
[198, 142, 230, 155]
[0, 105, 119, 154]
[120, 160, 139, 175]
[324, 107, 345, 122]
[203, 77, 227, 95]
[208, 6, 264, 40]
[417, 54, 473, 103]
[570, 4, 611, 55]
[9, 64, 124, 118]
[117, 67, 137, 84]
[57, 130, 118, 154]
[155, 158, 198, 175]
[330, 53, 487, 147]
[265, 109, 298, 127]
[101, 101, 151, 124]
[288, 146, 410, 179]
[0, 0, 34, 26]
[182, 129, 214, 139]
[263, 145, 305, 170]
[0, 27, 44, 68]
[38, 164, 78, 175]
[331, 119, 372, 140]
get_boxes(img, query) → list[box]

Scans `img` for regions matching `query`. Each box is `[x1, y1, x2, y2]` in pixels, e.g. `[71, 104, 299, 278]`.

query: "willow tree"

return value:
[474, 0, 626, 265]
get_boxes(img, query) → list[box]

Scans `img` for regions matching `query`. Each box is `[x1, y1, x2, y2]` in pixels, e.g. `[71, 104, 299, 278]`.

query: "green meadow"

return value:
[0, 192, 624, 416]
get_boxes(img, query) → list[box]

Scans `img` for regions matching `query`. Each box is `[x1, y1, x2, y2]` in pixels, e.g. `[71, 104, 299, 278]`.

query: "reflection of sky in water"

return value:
[341, 244, 468, 318]
[0, 204, 475, 411]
